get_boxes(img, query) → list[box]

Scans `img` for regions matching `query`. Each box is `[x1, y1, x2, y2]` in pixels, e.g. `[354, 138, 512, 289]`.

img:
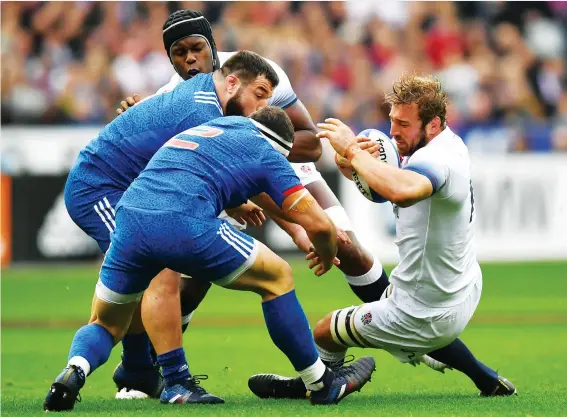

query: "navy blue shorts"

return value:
[97, 207, 258, 303]
[64, 173, 123, 253]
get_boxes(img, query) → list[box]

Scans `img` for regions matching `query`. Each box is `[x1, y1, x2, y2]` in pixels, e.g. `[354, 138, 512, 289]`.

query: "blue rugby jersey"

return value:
[118, 116, 302, 218]
[72, 73, 222, 189]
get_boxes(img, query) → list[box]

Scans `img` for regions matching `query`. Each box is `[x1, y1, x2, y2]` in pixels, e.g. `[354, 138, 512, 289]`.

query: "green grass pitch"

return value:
[2, 260, 567, 416]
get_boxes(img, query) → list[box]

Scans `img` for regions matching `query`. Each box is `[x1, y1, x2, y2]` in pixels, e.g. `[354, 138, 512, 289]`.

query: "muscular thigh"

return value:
[351, 298, 432, 363]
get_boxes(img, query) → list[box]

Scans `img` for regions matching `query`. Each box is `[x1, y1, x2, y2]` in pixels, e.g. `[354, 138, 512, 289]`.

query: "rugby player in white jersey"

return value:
[113, 9, 390, 399]
[248, 74, 517, 398]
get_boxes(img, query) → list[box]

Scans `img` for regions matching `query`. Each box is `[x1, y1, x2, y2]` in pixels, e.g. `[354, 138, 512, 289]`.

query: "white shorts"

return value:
[291, 163, 323, 186]
[330, 276, 482, 362]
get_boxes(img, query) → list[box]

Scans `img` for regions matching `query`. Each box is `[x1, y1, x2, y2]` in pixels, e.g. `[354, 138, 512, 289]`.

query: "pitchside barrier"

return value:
[1, 127, 566, 265]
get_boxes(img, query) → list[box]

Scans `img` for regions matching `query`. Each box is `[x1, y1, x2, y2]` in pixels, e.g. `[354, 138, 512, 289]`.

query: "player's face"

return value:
[225, 75, 273, 116]
[389, 103, 427, 156]
[170, 37, 214, 80]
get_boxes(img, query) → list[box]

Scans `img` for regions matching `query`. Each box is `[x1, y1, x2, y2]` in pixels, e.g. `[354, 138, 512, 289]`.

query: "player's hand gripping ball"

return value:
[348, 129, 400, 203]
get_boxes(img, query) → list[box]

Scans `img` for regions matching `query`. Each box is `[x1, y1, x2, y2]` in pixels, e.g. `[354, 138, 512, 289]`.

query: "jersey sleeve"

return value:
[265, 57, 298, 110]
[403, 147, 450, 196]
[259, 150, 303, 207]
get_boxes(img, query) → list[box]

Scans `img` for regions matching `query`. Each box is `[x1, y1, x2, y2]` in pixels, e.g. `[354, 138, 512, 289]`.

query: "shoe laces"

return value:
[327, 354, 355, 372]
[186, 374, 209, 395]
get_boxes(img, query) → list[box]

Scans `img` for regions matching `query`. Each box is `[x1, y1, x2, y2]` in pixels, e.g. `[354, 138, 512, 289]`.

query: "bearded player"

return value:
[248, 74, 517, 399]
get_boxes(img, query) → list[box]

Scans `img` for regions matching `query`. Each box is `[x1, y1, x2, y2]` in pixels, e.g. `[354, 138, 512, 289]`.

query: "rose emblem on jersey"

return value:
[300, 165, 312, 174]
[361, 311, 372, 325]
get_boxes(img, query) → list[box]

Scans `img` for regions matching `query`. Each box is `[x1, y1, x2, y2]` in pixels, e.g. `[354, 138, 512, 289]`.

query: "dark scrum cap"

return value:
[162, 10, 220, 70]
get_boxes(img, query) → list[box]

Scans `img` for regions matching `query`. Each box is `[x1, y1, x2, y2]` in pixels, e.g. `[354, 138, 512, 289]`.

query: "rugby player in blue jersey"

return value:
[44, 107, 376, 411]
[62, 50, 279, 402]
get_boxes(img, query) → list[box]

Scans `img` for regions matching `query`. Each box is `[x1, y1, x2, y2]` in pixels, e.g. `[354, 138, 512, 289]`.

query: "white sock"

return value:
[316, 343, 347, 365]
[68, 356, 91, 376]
[298, 358, 327, 392]
[182, 312, 194, 326]
[345, 255, 384, 286]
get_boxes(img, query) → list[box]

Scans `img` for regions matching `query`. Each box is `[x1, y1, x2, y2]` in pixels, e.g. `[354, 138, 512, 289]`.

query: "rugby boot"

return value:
[44, 365, 85, 411]
[310, 356, 376, 405]
[480, 375, 517, 397]
[247, 355, 356, 400]
[160, 375, 224, 404]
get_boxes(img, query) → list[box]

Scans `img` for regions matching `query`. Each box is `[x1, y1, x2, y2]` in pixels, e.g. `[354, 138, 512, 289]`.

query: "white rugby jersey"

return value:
[390, 126, 481, 308]
[156, 51, 298, 109]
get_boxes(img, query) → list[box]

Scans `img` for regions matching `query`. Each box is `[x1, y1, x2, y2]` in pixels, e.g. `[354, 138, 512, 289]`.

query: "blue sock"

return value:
[68, 323, 115, 374]
[428, 338, 499, 392]
[262, 290, 319, 371]
[157, 347, 190, 387]
[121, 332, 154, 370]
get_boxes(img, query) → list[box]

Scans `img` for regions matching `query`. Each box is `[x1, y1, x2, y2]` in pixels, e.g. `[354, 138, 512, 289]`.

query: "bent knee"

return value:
[273, 260, 294, 294]
[147, 269, 181, 296]
[313, 312, 333, 344]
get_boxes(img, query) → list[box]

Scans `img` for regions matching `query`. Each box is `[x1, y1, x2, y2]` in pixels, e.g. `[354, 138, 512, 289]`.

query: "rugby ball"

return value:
[352, 129, 400, 203]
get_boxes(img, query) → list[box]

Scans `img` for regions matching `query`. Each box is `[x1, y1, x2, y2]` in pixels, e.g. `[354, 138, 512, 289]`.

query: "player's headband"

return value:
[250, 119, 293, 157]
[163, 15, 220, 70]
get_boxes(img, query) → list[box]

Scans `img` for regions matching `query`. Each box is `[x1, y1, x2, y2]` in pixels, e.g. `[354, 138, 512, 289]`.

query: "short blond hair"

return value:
[385, 73, 449, 127]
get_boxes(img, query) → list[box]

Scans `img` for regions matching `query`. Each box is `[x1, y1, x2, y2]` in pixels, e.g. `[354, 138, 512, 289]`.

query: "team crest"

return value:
[300, 165, 312, 174]
[361, 312, 372, 325]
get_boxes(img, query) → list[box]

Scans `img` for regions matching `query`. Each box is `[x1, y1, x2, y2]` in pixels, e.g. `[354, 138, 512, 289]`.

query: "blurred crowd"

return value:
[2, 1, 566, 151]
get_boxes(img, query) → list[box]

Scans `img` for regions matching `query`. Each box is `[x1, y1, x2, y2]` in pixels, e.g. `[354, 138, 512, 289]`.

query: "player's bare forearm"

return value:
[250, 193, 301, 236]
[285, 100, 322, 163]
[287, 130, 322, 162]
[306, 215, 337, 263]
[271, 214, 302, 238]
[350, 151, 433, 207]
[280, 189, 338, 273]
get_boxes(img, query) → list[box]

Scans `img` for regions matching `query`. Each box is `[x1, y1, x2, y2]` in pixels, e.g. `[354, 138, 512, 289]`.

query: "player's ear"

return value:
[225, 74, 241, 95]
[425, 116, 441, 137]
